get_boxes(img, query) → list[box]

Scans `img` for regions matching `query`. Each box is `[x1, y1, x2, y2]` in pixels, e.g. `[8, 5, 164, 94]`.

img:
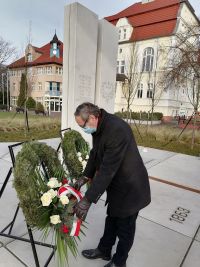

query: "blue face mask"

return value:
[83, 127, 96, 134]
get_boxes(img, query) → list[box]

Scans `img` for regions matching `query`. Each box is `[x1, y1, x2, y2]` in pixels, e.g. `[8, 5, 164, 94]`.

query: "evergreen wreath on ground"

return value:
[13, 133, 90, 266]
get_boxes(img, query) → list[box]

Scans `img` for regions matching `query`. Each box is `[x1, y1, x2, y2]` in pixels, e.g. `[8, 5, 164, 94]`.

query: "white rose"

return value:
[60, 195, 69, 205]
[48, 189, 57, 199]
[78, 157, 83, 162]
[77, 152, 82, 157]
[86, 155, 89, 160]
[50, 215, 61, 225]
[47, 177, 62, 188]
[41, 192, 52, 206]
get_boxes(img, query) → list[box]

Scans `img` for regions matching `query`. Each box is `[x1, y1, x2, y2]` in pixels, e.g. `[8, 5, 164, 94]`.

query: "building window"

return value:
[46, 66, 52, 75]
[37, 67, 43, 75]
[31, 83, 35, 91]
[117, 60, 125, 74]
[119, 48, 123, 54]
[147, 83, 153, 98]
[11, 96, 18, 106]
[120, 60, 125, 74]
[123, 29, 127, 39]
[27, 53, 32, 62]
[142, 47, 154, 72]
[118, 29, 121, 40]
[12, 83, 16, 91]
[56, 67, 63, 75]
[38, 82, 42, 91]
[137, 84, 143, 98]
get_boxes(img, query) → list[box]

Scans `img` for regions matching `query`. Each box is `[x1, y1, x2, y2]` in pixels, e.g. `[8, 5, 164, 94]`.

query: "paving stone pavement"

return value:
[0, 138, 199, 267]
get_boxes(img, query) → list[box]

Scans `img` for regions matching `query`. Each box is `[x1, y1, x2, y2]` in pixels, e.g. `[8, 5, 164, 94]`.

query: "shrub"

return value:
[115, 111, 163, 121]
[36, 102, 44, 112]
[26, 97, 36, 109]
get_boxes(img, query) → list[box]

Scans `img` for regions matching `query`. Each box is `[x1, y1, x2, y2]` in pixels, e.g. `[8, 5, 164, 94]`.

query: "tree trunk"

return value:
[191, 110, 197, 150]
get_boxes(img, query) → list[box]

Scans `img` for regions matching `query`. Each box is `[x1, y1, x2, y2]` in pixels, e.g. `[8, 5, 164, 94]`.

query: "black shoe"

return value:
[104, 260, 126, 267]
[82, 248, 111, 261]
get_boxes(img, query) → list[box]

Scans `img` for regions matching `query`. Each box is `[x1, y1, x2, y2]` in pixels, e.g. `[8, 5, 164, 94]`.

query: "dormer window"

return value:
[118, 27, 128, 41]
[123, 29, 127, 39]
[27, 53, 32, 62]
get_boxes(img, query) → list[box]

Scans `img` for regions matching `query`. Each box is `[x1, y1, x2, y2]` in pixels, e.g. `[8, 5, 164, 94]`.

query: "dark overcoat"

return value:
[84, 109, 151, 217]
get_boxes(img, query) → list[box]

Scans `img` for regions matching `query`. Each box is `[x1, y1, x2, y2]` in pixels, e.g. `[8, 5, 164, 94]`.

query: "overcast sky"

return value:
[0, 0, 200, 60]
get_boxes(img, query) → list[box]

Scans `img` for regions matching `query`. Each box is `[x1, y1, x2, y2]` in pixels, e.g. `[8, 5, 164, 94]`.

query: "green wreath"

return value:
[13, 141, 66, 227]
[61, 130, 90, 179]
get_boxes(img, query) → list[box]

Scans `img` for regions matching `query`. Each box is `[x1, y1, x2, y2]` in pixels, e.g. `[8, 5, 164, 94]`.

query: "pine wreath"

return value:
[13, 141, 65, 227]
[61, 130, 90, 179]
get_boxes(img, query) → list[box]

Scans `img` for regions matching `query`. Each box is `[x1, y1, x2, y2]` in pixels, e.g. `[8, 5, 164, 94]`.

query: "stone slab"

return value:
[62, 2, 98, 146]
[182, 241, 200, 267]
[95, 19, 118, 113]
[147, 153, 200, 190]
[140, 180, 200, 238]
[0, 247, 25, 267]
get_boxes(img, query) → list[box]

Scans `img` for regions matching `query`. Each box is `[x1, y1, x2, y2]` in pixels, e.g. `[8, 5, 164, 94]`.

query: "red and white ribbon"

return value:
[58, 184, 83, 237]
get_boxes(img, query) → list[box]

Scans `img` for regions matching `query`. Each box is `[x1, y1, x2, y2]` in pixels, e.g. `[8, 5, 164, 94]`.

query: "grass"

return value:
[0, 112, 199, 156]
[132, 124, 200, 157]
[0, 111, 61, 142]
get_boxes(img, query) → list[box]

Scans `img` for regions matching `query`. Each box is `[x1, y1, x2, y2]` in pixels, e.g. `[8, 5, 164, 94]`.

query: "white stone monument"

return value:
[61, 2, 118, 143]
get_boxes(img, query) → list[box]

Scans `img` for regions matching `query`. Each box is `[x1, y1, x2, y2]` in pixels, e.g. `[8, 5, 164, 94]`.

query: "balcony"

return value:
[45, 90, 62, 97]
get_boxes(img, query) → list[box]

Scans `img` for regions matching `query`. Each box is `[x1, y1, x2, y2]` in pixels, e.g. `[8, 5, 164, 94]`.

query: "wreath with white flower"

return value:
[13, 136, 89, 267]
[61, 130, 90, 179]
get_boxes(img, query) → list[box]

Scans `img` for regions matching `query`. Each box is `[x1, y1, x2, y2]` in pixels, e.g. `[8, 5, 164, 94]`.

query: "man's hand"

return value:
[73, 176, 89, 191]
[74, 196, 91, 221]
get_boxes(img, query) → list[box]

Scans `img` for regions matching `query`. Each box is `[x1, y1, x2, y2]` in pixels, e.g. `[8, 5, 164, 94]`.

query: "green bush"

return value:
[36, 102, 44, 112]
[115, 111, 163, 121]
[26, 97, 36, 109]
[0, 104, 7, 110]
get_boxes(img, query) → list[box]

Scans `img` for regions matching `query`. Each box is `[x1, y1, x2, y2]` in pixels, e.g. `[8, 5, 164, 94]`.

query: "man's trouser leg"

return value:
[97, 215, 117, 257]
[112, 212, 138, 266]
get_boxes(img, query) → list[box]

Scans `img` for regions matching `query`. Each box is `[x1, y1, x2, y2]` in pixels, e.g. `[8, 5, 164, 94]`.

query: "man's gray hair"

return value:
[74, 102, 100, 120]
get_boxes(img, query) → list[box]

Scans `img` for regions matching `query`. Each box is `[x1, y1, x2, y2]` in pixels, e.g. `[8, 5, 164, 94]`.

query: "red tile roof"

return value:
[105, 0, 182, 41]
[9, 42, 63, 69]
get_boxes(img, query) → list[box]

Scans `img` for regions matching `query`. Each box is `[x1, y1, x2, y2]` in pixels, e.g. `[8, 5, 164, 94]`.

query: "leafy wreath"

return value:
[13, 134, 90, 266]
[61, 130, 90, 179]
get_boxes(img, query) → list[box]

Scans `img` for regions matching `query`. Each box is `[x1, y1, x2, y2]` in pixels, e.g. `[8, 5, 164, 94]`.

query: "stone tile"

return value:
[140, 180, 200, 238]
[195, 227, 200, 242]
[128, 216, 191, 267]
[0, 246, 25, 267]
[148, 153, 200, 189]
[0, 159, 12, 184]
[182, 241, 200, 267]
[138, 146, 176, 169]
[0, 182, 27, 244]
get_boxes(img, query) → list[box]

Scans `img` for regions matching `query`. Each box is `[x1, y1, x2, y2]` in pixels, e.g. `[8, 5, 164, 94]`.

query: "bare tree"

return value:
[146, 44, 168, 124]
[0, 36, 16, 65]
[165, 23, 200, 149]
[121, 43, 143, 121]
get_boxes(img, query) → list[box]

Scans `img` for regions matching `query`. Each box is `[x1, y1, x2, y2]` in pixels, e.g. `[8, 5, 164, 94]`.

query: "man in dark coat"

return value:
[74, 102, 151, 267]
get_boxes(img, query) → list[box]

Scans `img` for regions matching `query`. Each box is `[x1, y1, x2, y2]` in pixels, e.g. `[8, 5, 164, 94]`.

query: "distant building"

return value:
[105, 0, 200, 119]
[8, 33, 63, 112]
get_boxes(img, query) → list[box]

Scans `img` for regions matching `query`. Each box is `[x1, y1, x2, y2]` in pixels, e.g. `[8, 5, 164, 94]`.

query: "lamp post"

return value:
[1, 73, 5, 105]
